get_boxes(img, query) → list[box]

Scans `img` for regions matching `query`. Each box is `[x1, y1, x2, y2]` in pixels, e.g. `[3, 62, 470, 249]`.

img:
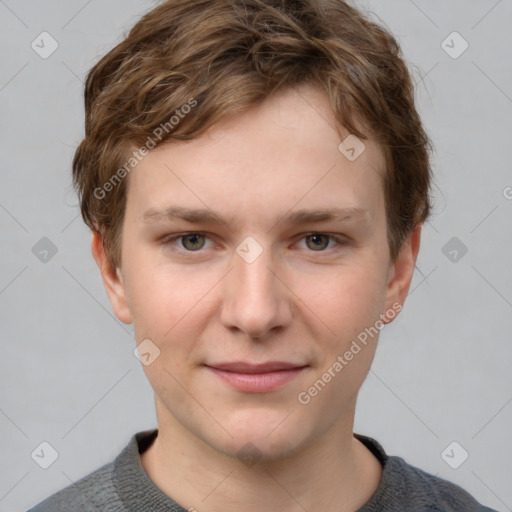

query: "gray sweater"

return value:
[27, 429, 498, 511]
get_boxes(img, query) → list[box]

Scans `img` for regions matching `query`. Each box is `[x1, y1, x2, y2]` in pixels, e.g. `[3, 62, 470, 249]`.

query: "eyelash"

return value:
[160, 232, 348, 255]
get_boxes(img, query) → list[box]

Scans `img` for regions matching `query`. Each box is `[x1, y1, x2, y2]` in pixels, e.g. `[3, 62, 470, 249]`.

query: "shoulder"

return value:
[26, 460, 117, 512]
[26, 429, 158, 512]
[381, 455, 498, 512]
[354, 434, 497, 512]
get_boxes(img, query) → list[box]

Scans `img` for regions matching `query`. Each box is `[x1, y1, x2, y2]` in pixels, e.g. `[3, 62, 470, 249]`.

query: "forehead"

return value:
[124, 85, 386, 229]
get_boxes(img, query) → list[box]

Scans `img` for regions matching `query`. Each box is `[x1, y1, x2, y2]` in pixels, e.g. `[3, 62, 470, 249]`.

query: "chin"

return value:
[212, 418, 312, 464]
[214, 436, 305, 465]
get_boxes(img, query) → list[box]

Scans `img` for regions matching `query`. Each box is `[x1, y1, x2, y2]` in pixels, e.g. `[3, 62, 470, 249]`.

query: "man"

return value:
[28, 0, 497, 510]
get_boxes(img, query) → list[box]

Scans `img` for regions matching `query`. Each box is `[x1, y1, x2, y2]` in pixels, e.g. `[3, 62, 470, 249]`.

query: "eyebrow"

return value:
[140, 205, 369, 228]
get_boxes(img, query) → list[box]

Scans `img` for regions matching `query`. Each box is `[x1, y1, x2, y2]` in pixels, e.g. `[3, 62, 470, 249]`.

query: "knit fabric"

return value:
[27, 429, 497, 512]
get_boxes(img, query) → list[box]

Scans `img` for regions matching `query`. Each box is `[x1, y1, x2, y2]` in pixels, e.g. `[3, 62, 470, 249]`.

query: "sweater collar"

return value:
[113, 429, 395, 512]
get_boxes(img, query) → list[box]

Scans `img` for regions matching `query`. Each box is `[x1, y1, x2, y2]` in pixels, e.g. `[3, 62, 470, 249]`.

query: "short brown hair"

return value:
[72, 0, 433, 269]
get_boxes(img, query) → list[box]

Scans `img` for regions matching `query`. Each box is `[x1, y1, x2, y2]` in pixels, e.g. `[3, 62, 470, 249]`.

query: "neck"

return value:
[140, 400, 383, 512]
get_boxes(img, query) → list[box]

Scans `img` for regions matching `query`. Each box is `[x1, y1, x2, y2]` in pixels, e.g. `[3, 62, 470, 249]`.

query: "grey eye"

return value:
[181, 234, 206, 251]
[304, 234, 330, 251]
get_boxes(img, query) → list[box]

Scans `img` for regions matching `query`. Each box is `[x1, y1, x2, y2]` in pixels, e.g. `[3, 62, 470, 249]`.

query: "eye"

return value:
[162, 232, 213, 253]
[296, 233, 347, 252]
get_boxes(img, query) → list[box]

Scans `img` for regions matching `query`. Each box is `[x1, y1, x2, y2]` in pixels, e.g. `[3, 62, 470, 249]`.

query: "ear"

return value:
[382, 224, 422, 324]
[91, 231, 132, 324]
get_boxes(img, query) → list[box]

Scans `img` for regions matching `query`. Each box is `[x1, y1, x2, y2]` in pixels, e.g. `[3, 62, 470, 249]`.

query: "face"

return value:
[94, 84, 419, 461]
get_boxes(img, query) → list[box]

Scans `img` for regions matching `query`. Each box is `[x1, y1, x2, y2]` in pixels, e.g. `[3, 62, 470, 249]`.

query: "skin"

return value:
[92, 84, 421, 512]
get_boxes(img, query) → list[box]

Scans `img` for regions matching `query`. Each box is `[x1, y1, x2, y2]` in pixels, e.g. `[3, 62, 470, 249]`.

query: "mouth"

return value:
[204, 361, 308, 393]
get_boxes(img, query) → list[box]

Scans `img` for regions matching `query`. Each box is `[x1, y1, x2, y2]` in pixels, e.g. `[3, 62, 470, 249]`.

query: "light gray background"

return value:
[1, 1, 511, 511]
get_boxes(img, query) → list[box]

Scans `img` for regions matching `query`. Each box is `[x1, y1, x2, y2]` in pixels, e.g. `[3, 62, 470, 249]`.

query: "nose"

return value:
[219, 241, 293, 339]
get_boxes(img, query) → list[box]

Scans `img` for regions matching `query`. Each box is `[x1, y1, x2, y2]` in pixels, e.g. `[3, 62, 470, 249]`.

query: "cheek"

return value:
[123, 253, 214, 344]
[294, 259, 387, 338]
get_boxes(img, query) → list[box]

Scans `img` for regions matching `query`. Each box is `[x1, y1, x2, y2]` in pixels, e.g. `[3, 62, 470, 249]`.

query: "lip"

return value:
[205, 361, 308, 393]
[208, 361, 306, 373]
